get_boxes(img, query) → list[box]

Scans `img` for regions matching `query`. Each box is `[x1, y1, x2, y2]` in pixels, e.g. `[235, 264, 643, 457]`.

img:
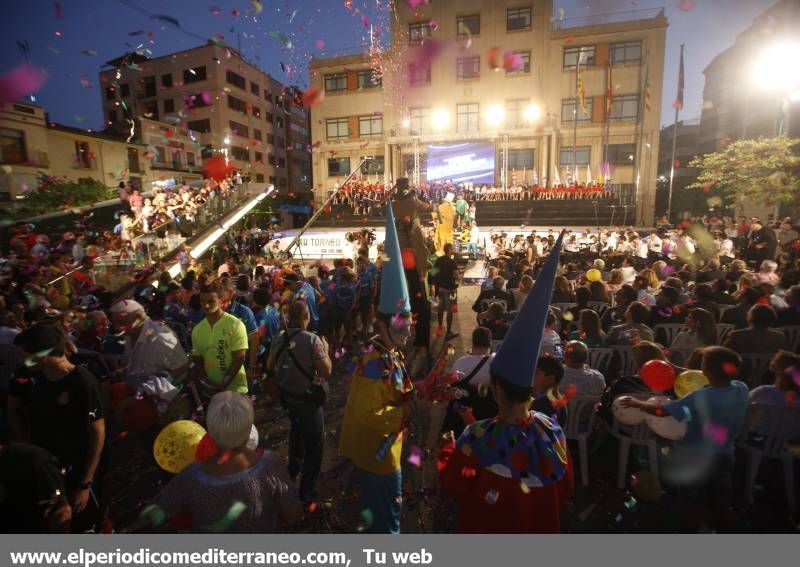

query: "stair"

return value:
[311, 198, 629, 228]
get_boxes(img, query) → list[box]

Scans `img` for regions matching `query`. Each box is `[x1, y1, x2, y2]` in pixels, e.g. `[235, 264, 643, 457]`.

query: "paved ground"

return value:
[107, 279, 800, 534]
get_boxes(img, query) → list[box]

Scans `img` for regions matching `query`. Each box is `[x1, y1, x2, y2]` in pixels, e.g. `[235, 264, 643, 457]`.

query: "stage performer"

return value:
[438, 231, 575, 533]
[339, 202, 415, 534]
[435, 192, 457, 254]
[392, 178, 433, 351]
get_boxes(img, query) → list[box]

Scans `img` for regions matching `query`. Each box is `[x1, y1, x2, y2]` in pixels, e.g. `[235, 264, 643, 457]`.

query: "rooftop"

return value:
[552, 7, 666, 32]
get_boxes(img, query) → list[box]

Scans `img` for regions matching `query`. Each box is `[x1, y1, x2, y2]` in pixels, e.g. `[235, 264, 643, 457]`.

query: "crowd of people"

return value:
[1, 171, 799, 534]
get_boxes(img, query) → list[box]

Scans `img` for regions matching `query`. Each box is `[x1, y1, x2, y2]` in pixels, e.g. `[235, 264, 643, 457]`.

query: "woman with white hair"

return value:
[155, 392, 302, 532]
[755, 260, 780, 286]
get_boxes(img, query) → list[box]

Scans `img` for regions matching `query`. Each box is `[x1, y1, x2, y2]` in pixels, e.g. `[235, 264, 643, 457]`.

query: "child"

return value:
[532, 355, 566, 424]
[622, 346, 748, 531]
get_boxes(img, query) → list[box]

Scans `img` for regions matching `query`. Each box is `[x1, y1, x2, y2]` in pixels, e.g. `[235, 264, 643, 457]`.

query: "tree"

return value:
[15, 175, 115, 219]
[687, 137, 800, 210]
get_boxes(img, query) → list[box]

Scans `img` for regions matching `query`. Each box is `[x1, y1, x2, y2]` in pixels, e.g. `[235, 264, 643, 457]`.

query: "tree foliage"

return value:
[16, 174, 115, 219]
[687, 137, 800, 208]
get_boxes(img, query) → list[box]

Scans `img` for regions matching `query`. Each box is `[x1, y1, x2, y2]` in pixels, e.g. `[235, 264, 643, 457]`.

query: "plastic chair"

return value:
[741, 403, 800, 513]
[716, 323, 735, 343]
[611, 346, 637, 378]
[667, 347, 694, 367]
[480, 298, 508, 312]
[491, 340, 504, 353]
[588, 301, 610, 319]
[551, 303, 576, 316]
[781, 325, 800, 352]
[565, 394, 601, 486]
[608, 407, 660, 489]
[588, 348, 613, 373]
[654, 324, 686, 347]
[717, 305, 735, 320]
[739, 353, 772, 388]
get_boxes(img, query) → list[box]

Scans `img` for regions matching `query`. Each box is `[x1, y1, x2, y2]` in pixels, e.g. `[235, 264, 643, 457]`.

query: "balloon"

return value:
[110, 381, 132, 401]
[203, 154, 233, 181]
[612, 396, 647, 425]
[646, 412, 687, 441]
[301, 87, 324, 108]
[674, 370, 709, 397]
[631, 470, 662, 502]
[487, 46, 503, 70]
[153, 420, 207, 474]
[122, 398, 159, 432]
[640, 359, 676, 391]
[586, 269, 602, 282]
[195, 433, 217, 461]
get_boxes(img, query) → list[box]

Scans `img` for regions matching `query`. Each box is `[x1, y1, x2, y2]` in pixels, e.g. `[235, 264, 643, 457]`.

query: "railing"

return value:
[553, 8, 665, 30]
[310, 45, 369, 60]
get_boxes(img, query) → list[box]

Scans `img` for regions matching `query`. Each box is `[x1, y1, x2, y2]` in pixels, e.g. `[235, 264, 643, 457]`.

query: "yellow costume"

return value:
[435, 201, 456, 253]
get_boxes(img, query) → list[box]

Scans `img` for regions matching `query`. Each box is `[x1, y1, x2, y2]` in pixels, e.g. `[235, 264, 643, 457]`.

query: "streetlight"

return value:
[752, 40, 800, 136]
[486, 104, 505, 128]
[431, 108, 449, 131]
[524, 104, 542, 123]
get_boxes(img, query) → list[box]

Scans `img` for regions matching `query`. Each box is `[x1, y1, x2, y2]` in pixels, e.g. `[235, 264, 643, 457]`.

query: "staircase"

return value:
[311, 198, 628, 228]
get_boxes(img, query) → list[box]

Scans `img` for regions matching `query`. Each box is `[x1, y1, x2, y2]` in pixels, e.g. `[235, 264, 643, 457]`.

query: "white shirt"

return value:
[451, 353, 495, 388]
[636, 240, 649, 259]
[621, 266, 637, 284]
[718, 238, 734, 258]
[124, 318, 188, 385]
[469, 226, 480, 244]
[647, 235, 662, 253]
[539, 329, 562, 357]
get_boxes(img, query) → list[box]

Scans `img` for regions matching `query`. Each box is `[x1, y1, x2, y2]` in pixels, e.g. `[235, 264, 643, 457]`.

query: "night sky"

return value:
[0, 0, 778, 132]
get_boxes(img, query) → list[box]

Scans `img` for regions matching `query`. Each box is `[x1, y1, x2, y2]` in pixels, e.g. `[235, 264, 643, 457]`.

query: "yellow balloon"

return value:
[153, 420, 206, 474]
[586, 269, 602, 282]
[674, 370, 709, 398]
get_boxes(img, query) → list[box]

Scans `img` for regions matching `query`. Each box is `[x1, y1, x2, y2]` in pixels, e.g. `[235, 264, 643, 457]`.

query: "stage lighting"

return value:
[432, 108, 449, 131]
[223, 136, 231, 145]
[486, 105, 505, 127]
[524, 104, 542, 122]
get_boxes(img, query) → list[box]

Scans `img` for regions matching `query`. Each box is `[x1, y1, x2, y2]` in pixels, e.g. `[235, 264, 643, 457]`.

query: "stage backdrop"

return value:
[427, 142, 495, 185]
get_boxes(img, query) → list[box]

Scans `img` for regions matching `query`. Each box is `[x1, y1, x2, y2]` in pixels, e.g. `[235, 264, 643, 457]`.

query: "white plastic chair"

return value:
[655, 324, 686, 347]
[551, 303, 576, 316]
[611, 346, 637, 378]
[588, 348, 613, 372]
[588, 301, 610, 319]
[716, 323, 735, 343]
[781, 325, 800, 352]
[565, 394, 601, 487]
[741, 403, 800, 513]
[739, 353, 772, 389]
[480, 298, 508, 312]
[608, 412, 660, 489]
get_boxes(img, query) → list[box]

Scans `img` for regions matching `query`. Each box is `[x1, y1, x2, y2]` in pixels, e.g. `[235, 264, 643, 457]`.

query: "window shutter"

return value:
[349, 116, 359, 139]
[347, 71, 358, 91]
[596, 43, 609, 68]
[592, 96, 605, 123]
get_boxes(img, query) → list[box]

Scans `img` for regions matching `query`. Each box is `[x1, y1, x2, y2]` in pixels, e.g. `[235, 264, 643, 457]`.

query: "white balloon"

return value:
[645, 414, 687, 440]
[612, 396, 647, 425]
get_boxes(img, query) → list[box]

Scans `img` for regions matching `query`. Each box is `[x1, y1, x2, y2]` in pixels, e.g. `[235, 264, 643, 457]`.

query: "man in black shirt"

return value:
[8, 324, 105, 533]
[433, 243, 461, 339]
[472, 276, 516, 316]
[746, 219, 778, 269]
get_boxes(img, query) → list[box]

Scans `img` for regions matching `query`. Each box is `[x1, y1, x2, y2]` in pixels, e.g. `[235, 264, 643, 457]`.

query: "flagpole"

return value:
[573, 53, 580, 186]
[667, 44, 685, 223]
[603, 61, 612, 169]
[634, 52, 649, 225]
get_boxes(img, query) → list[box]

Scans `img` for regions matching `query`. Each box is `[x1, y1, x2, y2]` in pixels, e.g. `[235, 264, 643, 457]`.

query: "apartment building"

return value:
[99, 41, 312, 193]
[310, 0, 667, 225]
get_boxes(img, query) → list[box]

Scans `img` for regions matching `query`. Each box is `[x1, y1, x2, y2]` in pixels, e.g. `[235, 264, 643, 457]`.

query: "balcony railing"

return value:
[553, 7, 665, 30]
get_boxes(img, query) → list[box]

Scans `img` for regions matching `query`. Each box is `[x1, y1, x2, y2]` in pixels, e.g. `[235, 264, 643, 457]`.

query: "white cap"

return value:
[110, 299, 145, 315]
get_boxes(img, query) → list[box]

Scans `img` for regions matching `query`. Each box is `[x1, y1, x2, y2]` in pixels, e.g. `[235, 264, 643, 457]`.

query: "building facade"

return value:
[99, 41, 312, 194]
[309, 0, 667, 225]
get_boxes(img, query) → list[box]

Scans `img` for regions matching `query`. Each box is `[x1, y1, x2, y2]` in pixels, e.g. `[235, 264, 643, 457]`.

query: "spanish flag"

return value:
[606, 63, 613, 116]
[577, 66, 588, 115]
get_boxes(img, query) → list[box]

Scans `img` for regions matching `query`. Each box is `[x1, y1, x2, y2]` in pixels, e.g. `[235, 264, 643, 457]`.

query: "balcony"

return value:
[553, 7, 665, 30]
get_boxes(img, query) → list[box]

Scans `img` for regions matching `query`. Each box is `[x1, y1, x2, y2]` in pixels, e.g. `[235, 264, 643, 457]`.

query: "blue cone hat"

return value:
[491, 230, 565, 388]
[379, 202, 411, 314]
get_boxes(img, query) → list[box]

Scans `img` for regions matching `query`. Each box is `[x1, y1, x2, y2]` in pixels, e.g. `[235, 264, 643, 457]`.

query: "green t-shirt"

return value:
[191, 312, 249, 393]
[455, 199, 467, 215]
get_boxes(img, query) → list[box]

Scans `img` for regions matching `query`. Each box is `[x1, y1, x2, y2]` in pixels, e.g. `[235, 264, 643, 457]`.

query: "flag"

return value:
[577, 65, 588, 115]
[645, 79, 652, 112]
[533, 167, 539, 185]
[673, 45, 684, 110]
[554, 167, 562, 186]
[586, 164, 592, 186]
[511, 168, 517, 186]
[606, 62, 613, 116]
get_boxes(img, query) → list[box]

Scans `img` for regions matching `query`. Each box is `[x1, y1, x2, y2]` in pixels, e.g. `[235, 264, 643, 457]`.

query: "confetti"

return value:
[407, 445, 422, 468]
[360, 508, 373, 529]
[703, 422, 729, 446]
[315, 39, 325, 50]
[484, 489, 499, 505]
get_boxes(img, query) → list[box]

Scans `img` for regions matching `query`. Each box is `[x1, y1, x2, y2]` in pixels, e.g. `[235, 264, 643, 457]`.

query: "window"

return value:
[610, 94, 639, 122]
[128, 147, 141, 173]
[267, 133, 275, 145]
[361, 156, 385, 175]
[607, 143, 636, 165]
[120, 83, 131, 97]
[610, 41, 642, 65]
[327, 118, 349, 140]
[155, 146, 166, 163]
[228, 95, 246, 112]
[457, 14, 480, 36]
[357, 70, 381, 89]
[0, 128, 26, 164]
[163, 99, 175, 113]
[75, 141, 92, 168]
[264, 89, 271, 101]
[328, 157, 351, 176]
[457, 103, 479, 133]
[279, 177, 287, 188]
[278, 157, 286, 168]
[105, 86, 116, 100]
[253, 128, 262, 141]
[250, 81, 260, 96]
[186, 92, 210, 108]
[408, 61, 431, 86]
[505, 99, 528, 129]
[324, 73, 347, 93]
[108, 109, 118, 123]
[505, 51, 531, 75]
[559, 146, 591, 166]
[409, 107, 431, 135]
[269, 176, 276, 185]
[507, 149, 534, 169]
[254, 151, 263, 163]
[143, 101, 159, 121]
[457, 56, 480, 80]
[409, 22, 431, 43]
[230, 146, 250, 161]
[266, 112, 274, 122]
[561, 98, 593, 123]
[139, 76, 156, 98]
[256, 173, 265, 183]
[359, 115, 383, 137]
[161, 73, 173, 87]
[276, 117, 285, 129]
[268, 155, 276, 166]
[186, 152, 196, 166]
[184, 66, 207, 83]
[276, 136, 285, 148]
[229, 120, 249, 138]
[507, 7, 532, 31]
[563, 46, 596, 69]
[187, 119, 211, 133]
[226, 70, 246, 90]
[201, 147, 213, 160]
[252, 105, 261, 119]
